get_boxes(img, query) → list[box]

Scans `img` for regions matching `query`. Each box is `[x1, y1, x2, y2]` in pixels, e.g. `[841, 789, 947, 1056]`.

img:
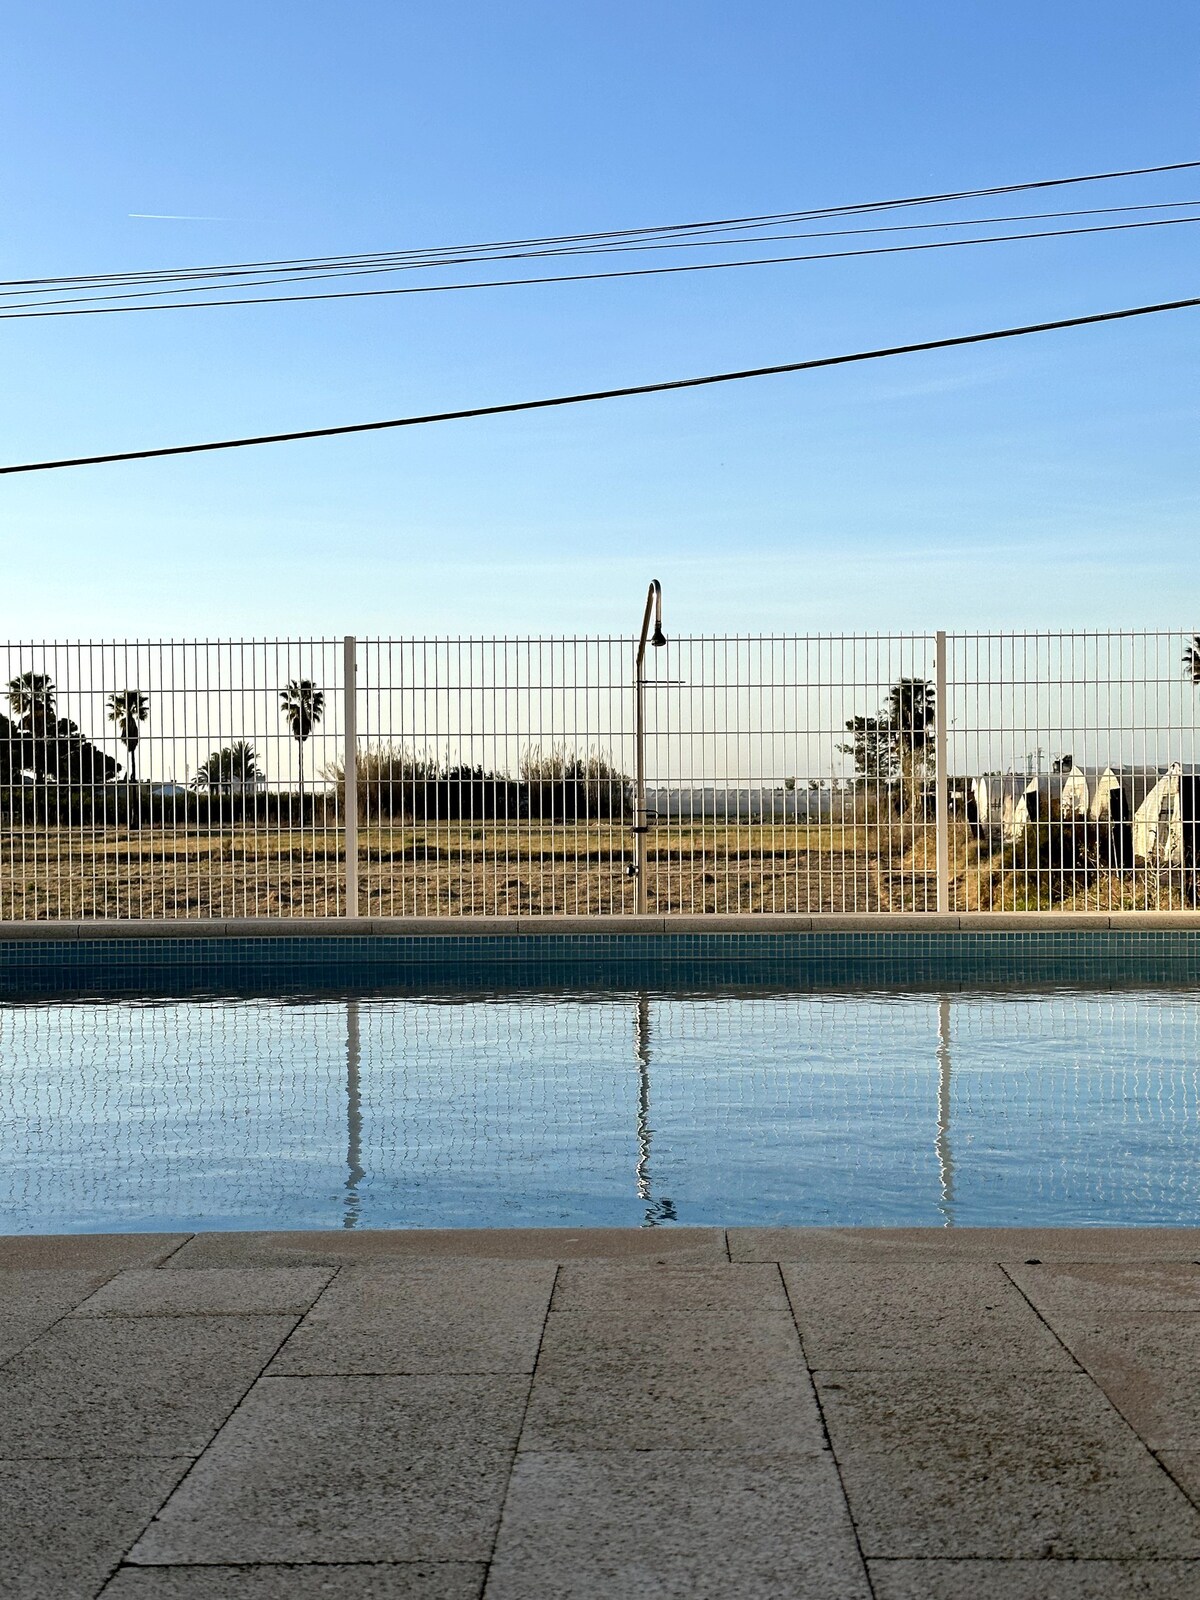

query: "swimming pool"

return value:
[3, 982, 1199, 1232]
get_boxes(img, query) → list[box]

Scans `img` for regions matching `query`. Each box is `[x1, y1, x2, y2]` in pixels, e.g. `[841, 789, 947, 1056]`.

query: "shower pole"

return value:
[634, 581, 666, 916]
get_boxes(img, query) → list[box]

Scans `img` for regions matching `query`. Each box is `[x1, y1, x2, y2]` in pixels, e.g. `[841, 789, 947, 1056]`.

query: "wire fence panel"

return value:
[949, 632, 1200, 912]
[637, 633, 938, 914]
[349, 633, 937, 916]
[1, 639, 345, 919]
[3, 629, 1200, 918]
[354, 637, 636, 916]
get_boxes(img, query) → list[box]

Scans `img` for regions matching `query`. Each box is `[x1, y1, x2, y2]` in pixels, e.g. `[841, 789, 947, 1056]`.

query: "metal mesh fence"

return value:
[3, 629, 1200, 918]
[0, 639, 345, 919]
[949, 632, 1200, 911]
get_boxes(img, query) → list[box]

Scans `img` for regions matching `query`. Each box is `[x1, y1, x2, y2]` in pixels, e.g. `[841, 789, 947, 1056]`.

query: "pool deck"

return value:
[3, 1231, 1200, 1597]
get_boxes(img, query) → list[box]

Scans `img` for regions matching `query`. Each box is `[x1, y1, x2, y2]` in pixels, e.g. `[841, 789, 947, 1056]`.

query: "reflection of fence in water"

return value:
[4, 629, 1200, 916]
[3, 992, 1199, 1231]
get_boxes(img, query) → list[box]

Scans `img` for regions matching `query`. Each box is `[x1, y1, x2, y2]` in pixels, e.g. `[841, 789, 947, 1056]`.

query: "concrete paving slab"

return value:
[550, 1261, 787, 1313]
[1, 1315, 296, 1458]
[799, 1307, 1073, 1372]
[129, 1374, 529, 1565]
[782, 1264, 1072, 1370]
[0, 1318, 52, 1364]
[522, 1310, 821, 1453]
[728, 1228, 1200, 1263]
[0, 1233, 190, 1270]
[9, 1228, 1200, 1593]
[1158, 1454, 1200, 1506]
[485, 1449, 870, 1599]
[1044, 1316, 1200, 1449]
[268, 1260, 555, 1375]
[0, 1268, 111, 1317]
[781, 1261, 1036, 1316]
[1007, 1262, 1200, 1314]
[537, 1305, 803, 1367]
[868, 1558, 1200, 1598]
[0, 1271, 112, 1363]
[1049, 1315, 1200, 1374]
[72, 1267, 334, 1318]
[834, 1449, 1200, 1560]
[165, 1228, 727, 1268]
[817, 1369, 1159, 1461]
[103, 1564, 487, 1598]
[0, 1455, 190, 1600]
[817, 1371, 1200, 1558]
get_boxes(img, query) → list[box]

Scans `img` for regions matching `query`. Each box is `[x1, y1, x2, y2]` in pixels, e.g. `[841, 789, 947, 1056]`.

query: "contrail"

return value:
[128, 213, 230, 222]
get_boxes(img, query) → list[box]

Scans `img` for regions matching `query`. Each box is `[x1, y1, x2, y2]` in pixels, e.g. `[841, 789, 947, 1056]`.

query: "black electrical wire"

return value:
[7, 198, 1200, 312]
[5, 156, 1198, 294]
[5, 214, 1200, 322]
[4, 294, 1195, 475]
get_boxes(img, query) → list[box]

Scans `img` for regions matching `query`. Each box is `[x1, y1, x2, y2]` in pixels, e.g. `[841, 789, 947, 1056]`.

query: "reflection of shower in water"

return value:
[634, 992, 676, 1227]
[935, 994, 955, 1228]
[344, 998, 365, 1228]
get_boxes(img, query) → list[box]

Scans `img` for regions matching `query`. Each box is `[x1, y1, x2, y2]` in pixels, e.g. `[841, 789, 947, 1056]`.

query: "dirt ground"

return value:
[1, 820, 1187, 919]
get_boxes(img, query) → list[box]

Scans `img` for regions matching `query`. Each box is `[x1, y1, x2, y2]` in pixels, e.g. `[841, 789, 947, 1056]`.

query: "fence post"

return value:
[935, 629, 949, 914]
[343, 635, 359, 918]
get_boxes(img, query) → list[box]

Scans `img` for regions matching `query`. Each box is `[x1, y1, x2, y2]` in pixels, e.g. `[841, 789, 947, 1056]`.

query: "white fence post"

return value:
[343, 635, 359, 918]
[935, 629, 949, 914]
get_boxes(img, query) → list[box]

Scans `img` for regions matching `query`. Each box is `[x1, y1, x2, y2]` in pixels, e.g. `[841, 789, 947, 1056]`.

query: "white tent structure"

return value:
[1018, 769, 1092, 824]
[970, 774, 1034, 840]
[971, 765, 1160, 861]
[1132, 764, 1200, 865]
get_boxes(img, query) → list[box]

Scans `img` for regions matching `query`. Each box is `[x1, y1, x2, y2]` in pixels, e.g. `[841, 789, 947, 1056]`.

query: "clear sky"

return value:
[3, 2, 1198, 641]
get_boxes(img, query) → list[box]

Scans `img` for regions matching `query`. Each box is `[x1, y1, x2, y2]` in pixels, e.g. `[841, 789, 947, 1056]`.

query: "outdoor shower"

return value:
[634, 580, 666, 915]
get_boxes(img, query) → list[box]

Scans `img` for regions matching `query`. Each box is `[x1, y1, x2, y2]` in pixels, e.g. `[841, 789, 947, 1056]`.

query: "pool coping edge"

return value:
[2, 911, 1200, 940]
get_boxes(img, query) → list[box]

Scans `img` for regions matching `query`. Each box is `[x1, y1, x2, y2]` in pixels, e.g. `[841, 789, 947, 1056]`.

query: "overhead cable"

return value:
[5, 215, 1200, 321]
[3, 156, 1198, 310]
[4, 199, 1199, 313]
[4, 293, 1196, 475]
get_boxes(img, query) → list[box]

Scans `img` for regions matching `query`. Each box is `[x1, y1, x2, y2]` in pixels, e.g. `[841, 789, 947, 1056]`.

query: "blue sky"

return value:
[3, 2, 1198, 639]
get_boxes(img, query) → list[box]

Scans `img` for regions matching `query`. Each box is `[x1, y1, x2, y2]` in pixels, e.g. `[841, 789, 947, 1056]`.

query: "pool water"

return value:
[2, 988, 1199, 1232]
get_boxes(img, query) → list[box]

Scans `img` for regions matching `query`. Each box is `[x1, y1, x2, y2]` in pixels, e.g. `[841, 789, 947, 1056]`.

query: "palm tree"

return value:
[6, 672, 58, 781]
[106, 689, 149, 783]
[1183, 636, 1200, 684]
[280, 679, 325, 819]
[6, 671, 56, 734]
[193, 741, 264, 794]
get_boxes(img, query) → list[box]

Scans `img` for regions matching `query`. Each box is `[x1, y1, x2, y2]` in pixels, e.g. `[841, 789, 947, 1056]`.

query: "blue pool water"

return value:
[2, 986, 1199, 1232]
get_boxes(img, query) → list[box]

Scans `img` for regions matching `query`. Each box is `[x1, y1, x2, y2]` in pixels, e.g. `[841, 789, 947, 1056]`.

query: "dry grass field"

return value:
[1, 819, 1189, 918]
[1, 820, 934, 919]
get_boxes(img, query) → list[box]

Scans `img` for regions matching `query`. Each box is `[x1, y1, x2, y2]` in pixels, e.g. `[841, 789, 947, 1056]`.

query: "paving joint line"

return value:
[106, 1557, 488, 1569]
[92, 1282, 333, 1598]
[775, 1258, 878, 1599]
[152, 1233, 198, 1267]
[998, 1260, 1200, 1513]
[252, 1261, 345, 1373]
[866, 1555, 1200, 1565]
[479, 1261, 560, 1591]
[266, 1367, 540, 1378]
[0, 1242, 195, 1374]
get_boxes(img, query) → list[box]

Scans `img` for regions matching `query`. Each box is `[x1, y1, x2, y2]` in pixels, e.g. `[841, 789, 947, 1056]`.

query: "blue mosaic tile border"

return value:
[2, 930, 1199, 999]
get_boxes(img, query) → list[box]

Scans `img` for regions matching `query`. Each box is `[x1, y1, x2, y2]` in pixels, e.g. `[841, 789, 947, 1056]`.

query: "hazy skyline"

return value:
[3, 2, 1199, 640]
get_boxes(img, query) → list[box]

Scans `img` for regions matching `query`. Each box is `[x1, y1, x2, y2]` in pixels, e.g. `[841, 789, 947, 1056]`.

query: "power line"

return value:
[7, 199, 1200, 313]
[4, 293, 1196, 476]
[6, 214, 1199, 321]
[7, 156, 1198, 293]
